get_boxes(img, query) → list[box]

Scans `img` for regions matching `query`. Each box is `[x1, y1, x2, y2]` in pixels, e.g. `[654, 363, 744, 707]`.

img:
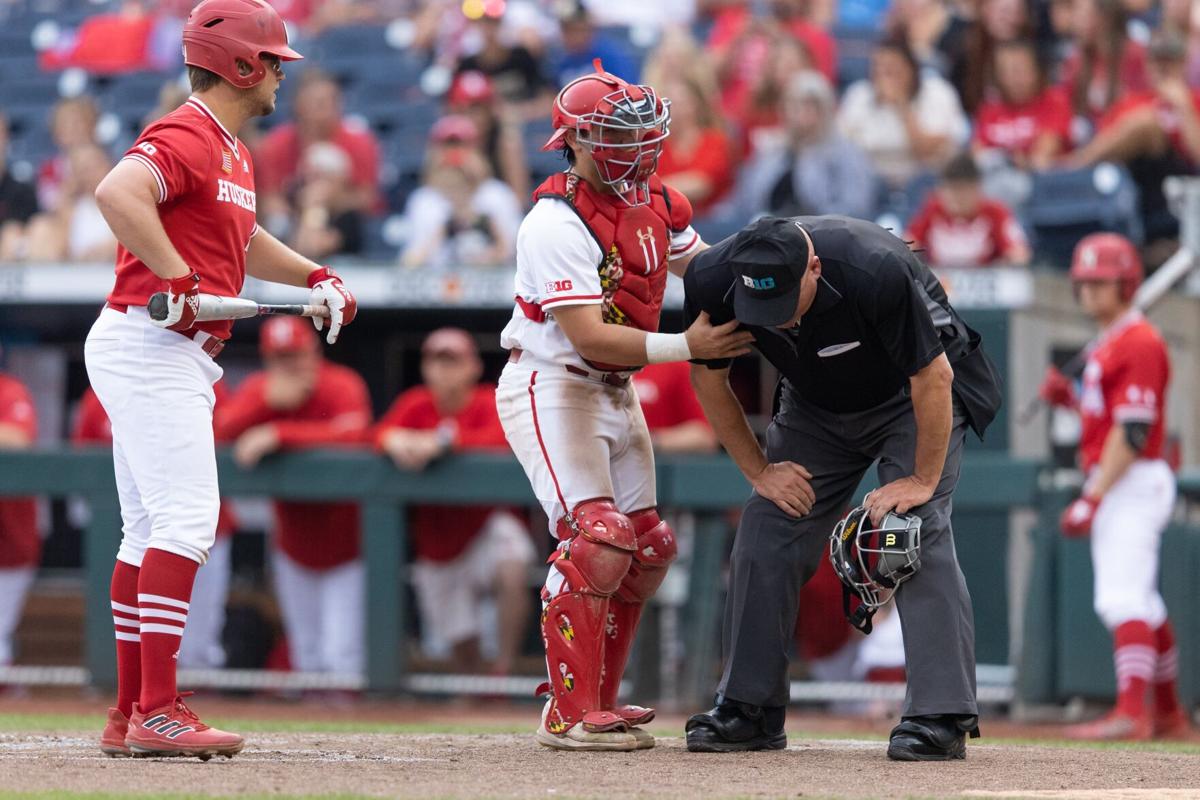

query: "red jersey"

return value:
[374, 385, 513, 563]
[905, 194, 1027, 268]
[108, 97, 259, 340]
[215, 362, 372, 569]
[973, 87, 1072, 155]
[1100, 89, 1200, 165]
[657, 128, 734, 216]
[254, 121, 381, 209]
[1078, 312, 1169, 472]
[0, 374, 38, 568]
[1058, 43, 1150, 120]
[73, 385, 238, 538]
[632, 362, 710, 432]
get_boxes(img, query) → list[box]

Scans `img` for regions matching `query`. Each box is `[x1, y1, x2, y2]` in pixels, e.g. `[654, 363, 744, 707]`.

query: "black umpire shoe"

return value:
[685, 700, 787, 752]
[886, 714, 981, 761]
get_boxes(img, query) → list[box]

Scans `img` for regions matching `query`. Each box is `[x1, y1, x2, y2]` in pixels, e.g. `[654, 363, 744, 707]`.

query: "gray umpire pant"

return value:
[715, 385, 977, 718]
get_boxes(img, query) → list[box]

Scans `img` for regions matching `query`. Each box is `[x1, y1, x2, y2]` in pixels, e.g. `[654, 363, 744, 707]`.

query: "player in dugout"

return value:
[87, 0, 356, 759]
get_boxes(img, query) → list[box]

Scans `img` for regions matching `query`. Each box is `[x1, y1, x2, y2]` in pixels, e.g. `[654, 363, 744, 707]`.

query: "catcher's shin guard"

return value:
[537, 499, 637, 735]
[600, 509, 677, 723]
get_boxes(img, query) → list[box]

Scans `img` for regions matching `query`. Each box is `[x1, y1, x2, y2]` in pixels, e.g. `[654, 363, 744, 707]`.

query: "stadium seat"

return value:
[1025, 164, 1144, 266]
[833, 23, 879, 90]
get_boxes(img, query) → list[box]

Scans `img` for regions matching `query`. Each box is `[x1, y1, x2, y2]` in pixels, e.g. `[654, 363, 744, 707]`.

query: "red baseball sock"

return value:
[137, 549, 198, 713]
[110, 560, 141, 718]
[1152, 621, 1181, 716]
[1113, 620, 1155, 718]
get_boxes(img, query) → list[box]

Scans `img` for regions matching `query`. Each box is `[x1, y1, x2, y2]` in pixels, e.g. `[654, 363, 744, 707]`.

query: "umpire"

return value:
[682, 215, 1002, 760]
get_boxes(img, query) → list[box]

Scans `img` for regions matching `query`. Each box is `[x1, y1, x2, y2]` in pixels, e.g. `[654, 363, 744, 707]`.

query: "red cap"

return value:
[182, 0, 303, 90]
[448, 70, 495, 106]
[1069, 233, 1143, 301]
[430, 114, 480, 145]
[422, 327, 478, 359]
[260, 316, 319, 356]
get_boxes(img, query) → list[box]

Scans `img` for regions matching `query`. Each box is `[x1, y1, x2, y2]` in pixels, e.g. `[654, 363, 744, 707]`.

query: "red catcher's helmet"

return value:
[542, 59, 670, 206]
[1069, 233, 1143, 302]
[182, 0, 303, 90]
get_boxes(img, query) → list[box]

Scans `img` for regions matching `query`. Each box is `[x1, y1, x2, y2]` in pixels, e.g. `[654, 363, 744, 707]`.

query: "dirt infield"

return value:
[3, 727, 1200, 800]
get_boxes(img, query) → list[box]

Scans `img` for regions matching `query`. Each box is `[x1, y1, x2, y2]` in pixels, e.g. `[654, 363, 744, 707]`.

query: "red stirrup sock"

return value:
[137, 549, 198, 713]
[1152, 621, 1181, 716]
[1112, 620, 1155, 718]
[110, 560, 141, 718]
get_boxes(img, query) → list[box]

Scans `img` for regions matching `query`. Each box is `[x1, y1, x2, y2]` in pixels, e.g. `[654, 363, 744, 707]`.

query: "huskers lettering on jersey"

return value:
[1078, 311, 1170, 471]
[107, 97, 259, 340]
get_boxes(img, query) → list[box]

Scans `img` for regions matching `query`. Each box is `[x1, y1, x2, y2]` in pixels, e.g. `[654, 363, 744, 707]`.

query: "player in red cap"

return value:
[215, 316, 371, 685]
[496, 60, 753, 751]
[1039, 233, 1188, 740]
[0, 347, 38, 680]
[87, 0, 357, 759]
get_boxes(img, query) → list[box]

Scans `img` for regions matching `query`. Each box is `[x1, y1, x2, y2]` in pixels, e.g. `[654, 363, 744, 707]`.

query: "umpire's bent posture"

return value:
[683, 216, 1002, 760]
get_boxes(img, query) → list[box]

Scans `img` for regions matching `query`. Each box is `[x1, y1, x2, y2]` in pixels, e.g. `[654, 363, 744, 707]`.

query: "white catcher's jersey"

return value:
[499, 198, 701, 369]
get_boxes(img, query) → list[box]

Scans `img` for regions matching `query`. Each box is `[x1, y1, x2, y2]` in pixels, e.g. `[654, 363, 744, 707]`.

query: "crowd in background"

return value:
[0, 0, 1197, 271]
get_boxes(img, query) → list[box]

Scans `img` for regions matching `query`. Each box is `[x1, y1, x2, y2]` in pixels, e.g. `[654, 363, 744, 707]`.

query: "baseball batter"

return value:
[495, 61, 754, 752]
[88, 0, 356, 759]
[1039, 233, 1188, 741]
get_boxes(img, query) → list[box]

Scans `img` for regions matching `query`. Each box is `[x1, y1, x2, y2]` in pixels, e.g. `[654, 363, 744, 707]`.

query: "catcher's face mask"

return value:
[828, 505, 922, 634]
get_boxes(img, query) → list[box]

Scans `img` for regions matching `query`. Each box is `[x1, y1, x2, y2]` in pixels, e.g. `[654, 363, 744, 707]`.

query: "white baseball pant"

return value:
[272, 551, 365, 675]
[84, 307, 223, 567]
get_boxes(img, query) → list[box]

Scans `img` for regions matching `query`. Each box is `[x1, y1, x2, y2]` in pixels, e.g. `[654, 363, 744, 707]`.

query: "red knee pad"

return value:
[616, 508, 678, 603]
[552, 499, 637, 596]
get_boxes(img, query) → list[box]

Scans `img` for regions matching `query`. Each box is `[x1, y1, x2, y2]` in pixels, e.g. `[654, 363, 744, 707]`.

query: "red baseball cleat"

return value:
[99, 707, 131, 757]
[126, 694, 244, 760]
[1065, 711, 1152, 742]
[1153, 708, 1192, 739]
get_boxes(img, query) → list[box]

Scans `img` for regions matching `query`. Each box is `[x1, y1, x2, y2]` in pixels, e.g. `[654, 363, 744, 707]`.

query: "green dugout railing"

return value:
[0, 448, 1041, 698]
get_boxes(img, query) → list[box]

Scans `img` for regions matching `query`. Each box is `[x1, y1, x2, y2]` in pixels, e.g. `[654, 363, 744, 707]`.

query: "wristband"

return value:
[645, 332, 691, 364]
[306, 266, 337, 289]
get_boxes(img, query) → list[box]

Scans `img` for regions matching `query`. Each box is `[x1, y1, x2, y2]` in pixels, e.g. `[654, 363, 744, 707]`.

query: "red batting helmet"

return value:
[1069, 233, 1143, 302]
[542, 59, 670, 206]
[182, 0, 303, 90]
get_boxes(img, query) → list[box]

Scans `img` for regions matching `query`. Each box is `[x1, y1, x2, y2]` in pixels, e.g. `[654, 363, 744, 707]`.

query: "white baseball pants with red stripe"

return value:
[496, 356, 656, 597]
[84, 306, 223, 567]
[1090, 459, 1176, 629]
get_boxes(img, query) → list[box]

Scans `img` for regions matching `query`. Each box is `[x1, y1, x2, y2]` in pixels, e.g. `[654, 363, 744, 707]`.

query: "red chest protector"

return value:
[532, 173, 693, 371]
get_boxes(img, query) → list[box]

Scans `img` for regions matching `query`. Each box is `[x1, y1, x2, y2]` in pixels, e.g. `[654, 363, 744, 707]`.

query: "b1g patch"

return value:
[545, 279, 573, 294]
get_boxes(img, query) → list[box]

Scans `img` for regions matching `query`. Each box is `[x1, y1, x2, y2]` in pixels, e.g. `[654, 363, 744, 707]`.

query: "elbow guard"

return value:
[1122, 421, 1151, 454]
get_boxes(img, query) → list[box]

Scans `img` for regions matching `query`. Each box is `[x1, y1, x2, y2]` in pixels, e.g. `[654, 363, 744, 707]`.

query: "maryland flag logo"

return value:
[546, 705, 568, 734]
[599, 246, 629, 326]
[558, 616, 575, 642]
[559, 662, 575, 692]
[221, 148, 233, 174]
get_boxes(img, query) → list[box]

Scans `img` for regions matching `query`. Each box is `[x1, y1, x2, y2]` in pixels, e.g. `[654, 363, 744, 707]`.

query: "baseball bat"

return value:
[1016, 246, 1197, 426]
[147, 292, 331, 324]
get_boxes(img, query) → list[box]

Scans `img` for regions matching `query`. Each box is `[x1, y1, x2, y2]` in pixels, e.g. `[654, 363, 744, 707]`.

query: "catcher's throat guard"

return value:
[828, 505, 922, 634]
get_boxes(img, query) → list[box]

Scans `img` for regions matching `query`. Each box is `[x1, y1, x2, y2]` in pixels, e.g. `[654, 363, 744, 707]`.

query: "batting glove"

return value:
[1038, 366, 1076, 408]
[1059, 495, 1098, 538]
[307, 266, 357, 345]
[153, 271, 201, 332]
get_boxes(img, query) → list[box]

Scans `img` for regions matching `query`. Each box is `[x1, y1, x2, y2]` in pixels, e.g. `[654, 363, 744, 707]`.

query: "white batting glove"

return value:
[306, 266, 357, 345]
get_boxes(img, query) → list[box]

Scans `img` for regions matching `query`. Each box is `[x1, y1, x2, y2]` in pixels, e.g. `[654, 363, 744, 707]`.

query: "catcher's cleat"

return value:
[626, 726, 656, 750]
[534, 699, 638, 751]
[127, 694, 244, 759]
[1065, 711, 1151, 742]
[99, 707, 132, 757]
[685, 701, 787, 753]
[887, 715, 980, 761]
[1153, 708, 1192, 739]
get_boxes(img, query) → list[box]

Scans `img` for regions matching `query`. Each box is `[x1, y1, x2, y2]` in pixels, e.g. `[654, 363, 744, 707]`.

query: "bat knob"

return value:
[147, 292, 169, 322]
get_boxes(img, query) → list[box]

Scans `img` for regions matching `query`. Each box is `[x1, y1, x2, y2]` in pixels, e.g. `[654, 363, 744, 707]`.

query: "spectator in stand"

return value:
[736, 70, 878, 220]
[641, 26, 721, 112]
[837, 37, 968, 189]
[37, 97, 99, 215]
[445, 70, 530, 203]
[1060, 0, 1150, 126]
[289, 142, 365, 260]
[37, 0, 158, 74]
[255, 70, 381, 236]
[885, 0, 963, 73]
[141, 81, 190, 128]
[454, 8, 552, 116]
[708, 0, 837, 88]
[1161, 0, 1200, 88]
[0, 354, 38, 673]
[973, 39, 1073, 171]
[656, 76, 734, 216]
[400, 141, 521, 269]
[73, 385, 238, 670]
[905, 152, 1031, 268]
[376, 328, 534, 675]
[25, 144, 117, 263]
[0, 113, 38, 261]
[936, 0, 1036, 117]
[548, 1, 640, 86]
[632, 362, 716, 454]
[215, 318, 372, 677]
